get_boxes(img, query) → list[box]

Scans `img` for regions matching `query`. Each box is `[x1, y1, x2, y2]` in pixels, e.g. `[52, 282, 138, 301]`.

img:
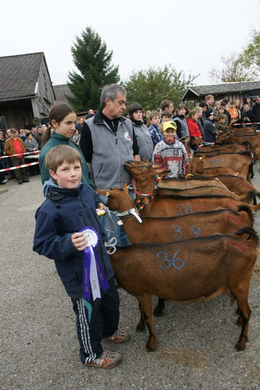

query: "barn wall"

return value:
[0, 100, 33, 129]
[32, 57, 55, 120]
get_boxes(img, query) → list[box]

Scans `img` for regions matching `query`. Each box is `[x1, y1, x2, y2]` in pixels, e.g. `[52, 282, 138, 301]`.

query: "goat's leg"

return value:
[136, 302, 146, 332]
[137, 294, 157, 351]
[235, 295, 251, 351]
[153, 297, 166, 317]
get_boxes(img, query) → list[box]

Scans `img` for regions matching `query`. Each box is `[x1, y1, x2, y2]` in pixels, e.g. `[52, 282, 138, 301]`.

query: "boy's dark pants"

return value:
[72, 278, 120, 364]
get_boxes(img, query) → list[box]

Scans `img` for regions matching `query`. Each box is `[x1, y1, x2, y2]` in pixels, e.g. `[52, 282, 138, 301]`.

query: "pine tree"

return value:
[67, 27, 120, 111]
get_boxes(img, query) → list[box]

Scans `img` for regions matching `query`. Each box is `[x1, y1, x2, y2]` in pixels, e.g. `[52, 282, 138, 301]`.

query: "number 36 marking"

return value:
[157, 250, 185, 271]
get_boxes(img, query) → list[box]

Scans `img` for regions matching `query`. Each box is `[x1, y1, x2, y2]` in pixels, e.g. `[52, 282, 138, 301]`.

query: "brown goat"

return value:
[187, 169, 260, 203]
[98, 186, 254, 243]
[110, 229, 259, 352]
[187, 152, 253, 181]
[220, 132, 260, 160]
[124, 160, 234, 195]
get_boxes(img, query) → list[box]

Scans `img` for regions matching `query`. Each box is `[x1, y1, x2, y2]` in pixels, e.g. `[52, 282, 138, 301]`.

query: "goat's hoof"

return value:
[235, 341, 246, 351]
[146, 342, 156, 352]
[153, 307, 164, 317]
[136, 324, 146, 332]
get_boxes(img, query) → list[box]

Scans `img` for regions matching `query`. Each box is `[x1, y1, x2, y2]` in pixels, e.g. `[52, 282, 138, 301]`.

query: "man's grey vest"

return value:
[88, 116, 135, 189]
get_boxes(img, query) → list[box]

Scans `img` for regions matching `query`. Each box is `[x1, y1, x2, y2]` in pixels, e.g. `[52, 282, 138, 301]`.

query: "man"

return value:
[205, 94, 215, 109]
[31, 127, 37, 137]
[241, 103, 252, 124]
[34, 126, 44, 149]
[160, 99, 174, 117]
[4, 129, 30, 184]
[80, 84, 140, 245]
[75, 117, 85, 133]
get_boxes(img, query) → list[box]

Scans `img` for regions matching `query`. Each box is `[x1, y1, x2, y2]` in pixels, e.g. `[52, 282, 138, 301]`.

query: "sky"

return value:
[1, 0, 260, 87]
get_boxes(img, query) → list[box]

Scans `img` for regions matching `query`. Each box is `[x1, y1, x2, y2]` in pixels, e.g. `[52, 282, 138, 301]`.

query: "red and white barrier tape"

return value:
[232, 122, 260, 126]
[0, 161, 39, 173]
[0, 151, 40, 159]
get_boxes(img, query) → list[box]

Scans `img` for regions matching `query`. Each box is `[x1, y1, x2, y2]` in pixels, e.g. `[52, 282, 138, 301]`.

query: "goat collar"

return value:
[117, 208, 143, 224]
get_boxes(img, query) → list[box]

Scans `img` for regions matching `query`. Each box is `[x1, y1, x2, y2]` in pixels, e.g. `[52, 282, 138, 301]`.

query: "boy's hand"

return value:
[71, 232, 88, 251]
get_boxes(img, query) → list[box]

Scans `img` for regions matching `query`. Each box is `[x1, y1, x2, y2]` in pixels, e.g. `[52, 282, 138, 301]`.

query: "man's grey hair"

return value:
[100, 84, 127, 109]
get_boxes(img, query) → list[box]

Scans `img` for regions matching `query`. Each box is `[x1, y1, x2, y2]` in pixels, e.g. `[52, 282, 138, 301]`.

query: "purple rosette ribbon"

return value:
[80, 227, 109, 301]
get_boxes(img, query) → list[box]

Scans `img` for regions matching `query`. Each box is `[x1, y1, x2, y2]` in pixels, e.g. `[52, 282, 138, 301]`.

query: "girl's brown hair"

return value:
[42, 102, 75, 147]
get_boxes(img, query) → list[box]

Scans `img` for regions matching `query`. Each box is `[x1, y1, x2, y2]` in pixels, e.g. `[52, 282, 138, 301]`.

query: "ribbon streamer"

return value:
[81, 227, 109, 301]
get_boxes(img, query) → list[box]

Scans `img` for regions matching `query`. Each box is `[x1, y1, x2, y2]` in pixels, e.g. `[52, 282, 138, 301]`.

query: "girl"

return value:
[186, 110, 203, 138]
[39, 102, 102, 206]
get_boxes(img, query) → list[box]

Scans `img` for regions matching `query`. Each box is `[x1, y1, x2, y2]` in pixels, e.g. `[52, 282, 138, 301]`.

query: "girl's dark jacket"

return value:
[33, 180, 113, 298]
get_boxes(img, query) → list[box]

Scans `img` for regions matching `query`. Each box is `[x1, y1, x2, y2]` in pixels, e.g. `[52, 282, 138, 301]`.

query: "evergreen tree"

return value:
[67, 27, 120, 111]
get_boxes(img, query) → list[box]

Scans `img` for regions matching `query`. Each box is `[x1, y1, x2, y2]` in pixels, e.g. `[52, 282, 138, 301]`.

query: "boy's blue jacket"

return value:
[33, 180, 114, 298]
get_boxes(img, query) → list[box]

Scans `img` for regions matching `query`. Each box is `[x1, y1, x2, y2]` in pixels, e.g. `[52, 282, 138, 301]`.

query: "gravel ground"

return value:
[1, 166, 260, 390]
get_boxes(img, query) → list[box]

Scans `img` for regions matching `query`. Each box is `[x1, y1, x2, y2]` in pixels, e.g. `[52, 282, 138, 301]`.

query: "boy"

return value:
[161, 110, 172, 123]
[33, 145, 129, 369]
[152, 121, 189, 179]
[215, 114, 229, 132]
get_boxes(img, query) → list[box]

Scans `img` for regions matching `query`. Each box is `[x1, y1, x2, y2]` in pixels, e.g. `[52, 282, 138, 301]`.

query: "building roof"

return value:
[0, 52, 48, 102]
[53, 84, 76, 105]
[182, 81, 260, 100]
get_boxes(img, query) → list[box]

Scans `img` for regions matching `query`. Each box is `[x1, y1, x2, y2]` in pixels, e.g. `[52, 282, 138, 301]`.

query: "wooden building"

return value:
[181, 81, 260, 105]
[0, 52, 56, 130]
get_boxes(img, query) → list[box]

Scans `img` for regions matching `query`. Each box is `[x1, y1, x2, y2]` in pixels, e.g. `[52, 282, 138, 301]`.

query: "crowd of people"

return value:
[0, 125, 45, 185]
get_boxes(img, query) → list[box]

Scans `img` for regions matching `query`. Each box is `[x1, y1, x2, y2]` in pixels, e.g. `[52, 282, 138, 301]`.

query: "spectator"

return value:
[34, 126, 44, 149]
[251, 96, 260, 129]
[194, 106, 204, 136]
[75, 117, 85, 133]
[161, 110, 172, 123]
[203, 110, 217, 144]
[4, 129, 30, 184]
[219, 102, 231, 125]
[241, 103, 253, 124]
[215, 114, 229, 132]
[160, 99, 174, 117]
[153, 121, 189, 179]
[86, 109, 95, 120]
[19, 129, 26, 141]
[186, 109, 202, 149]
[0, 130, 8, 184]
[72, 128, 81, 145]
[226, 101, 239, 124]
[205, 94, 215, 109]
[173, 104, 189, 139]
[148, 110, 163, 147]
[25, 132, 40, 175]
[31, 127, 37, 137]
[198, 101, 208, 127]
[128, 102, 153, 161]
